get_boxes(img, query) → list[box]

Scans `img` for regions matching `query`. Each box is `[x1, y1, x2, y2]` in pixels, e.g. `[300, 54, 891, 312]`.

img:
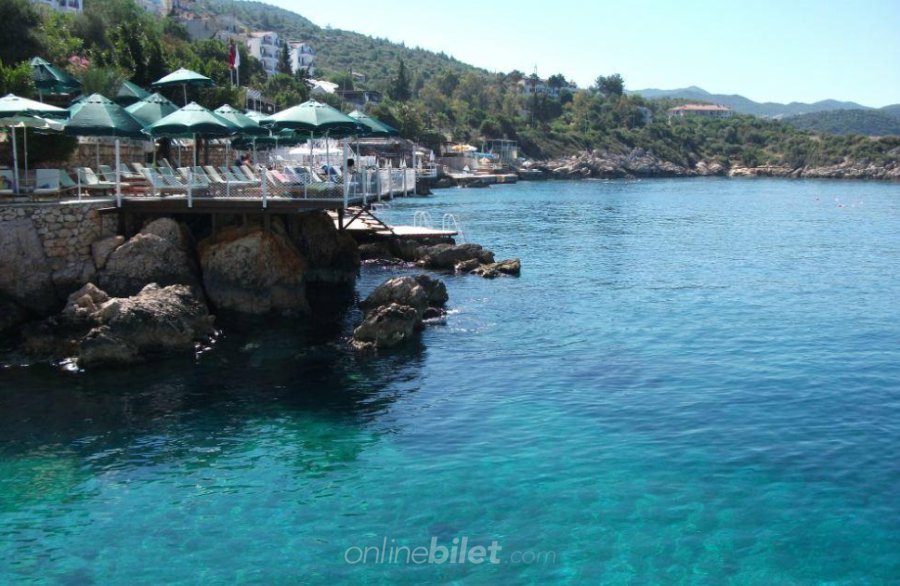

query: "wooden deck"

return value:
[116, 193, 367, 215]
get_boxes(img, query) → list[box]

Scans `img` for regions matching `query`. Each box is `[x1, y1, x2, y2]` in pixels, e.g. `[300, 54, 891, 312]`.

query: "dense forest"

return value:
[784, 109, 900, 137]
[2, 0, 898, 171]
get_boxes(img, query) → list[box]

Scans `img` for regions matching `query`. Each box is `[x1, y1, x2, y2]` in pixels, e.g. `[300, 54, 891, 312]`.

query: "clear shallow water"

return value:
[1, 178, 899, 584]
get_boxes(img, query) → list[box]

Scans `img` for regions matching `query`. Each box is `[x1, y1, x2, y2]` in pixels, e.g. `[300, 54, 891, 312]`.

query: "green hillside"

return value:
[196, 0, 481, 90]
[785, 109, 900, 136]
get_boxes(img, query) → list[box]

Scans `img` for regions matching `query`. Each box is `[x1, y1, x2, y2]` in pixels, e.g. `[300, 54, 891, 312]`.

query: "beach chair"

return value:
[176, 167, 210, 195]
[98, 165, 120, 184]
[240, 165, 260, 182]
[140, 168, 184, 196]
[0, 170, 14, 196]
[230, 166, 254, 182]
[118, 163, 142, 180]
[218, 166, 254, 187]
[75, 168, 116, 193]
[203, 166, 227, 185]
[32, 169, 64, 199]
[59, 170, 81, 195]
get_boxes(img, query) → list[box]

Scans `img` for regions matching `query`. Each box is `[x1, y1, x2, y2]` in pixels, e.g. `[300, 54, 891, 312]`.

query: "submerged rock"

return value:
[419, 243, 495, 270]
[471, 258, 522, 279]
[198, 224, 309, 315]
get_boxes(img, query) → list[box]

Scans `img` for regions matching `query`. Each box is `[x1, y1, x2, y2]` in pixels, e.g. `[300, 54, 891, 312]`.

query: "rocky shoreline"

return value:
[0, 207, 520, 368]
[526, 148, 900, 181]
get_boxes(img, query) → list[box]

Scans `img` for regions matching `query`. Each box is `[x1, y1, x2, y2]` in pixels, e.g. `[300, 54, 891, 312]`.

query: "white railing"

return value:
[442, 213, 465, 242]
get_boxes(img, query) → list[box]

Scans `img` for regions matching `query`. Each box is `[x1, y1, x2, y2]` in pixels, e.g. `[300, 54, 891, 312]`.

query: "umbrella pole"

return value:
[189, 132, 196, 208]
[342, 138, 349, 209]
[115, 139, 122, 207]
[183, 84, 188, 106]
[96, 141, 100, 171]
[306, 131, 312, 199]
[11, 127, 18, 193]
[23, 128, 28, 192]
[225, 141, 230, 198]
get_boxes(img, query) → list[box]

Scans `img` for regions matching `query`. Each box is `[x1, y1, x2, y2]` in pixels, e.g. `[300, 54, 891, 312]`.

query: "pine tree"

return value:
[390, 59, 411, 102]
[278, 42, 292, 75]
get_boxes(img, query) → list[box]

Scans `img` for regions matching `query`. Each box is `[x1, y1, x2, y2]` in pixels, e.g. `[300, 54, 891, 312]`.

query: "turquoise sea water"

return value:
[1, 178, 899, 584]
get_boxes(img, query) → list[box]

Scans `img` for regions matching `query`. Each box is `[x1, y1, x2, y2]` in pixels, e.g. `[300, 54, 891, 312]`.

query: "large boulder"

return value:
[0, 218, 57, 314]
[78, 284, 213, 368]
[198, 225, 309, 315]
[352, 274, 448, 351]
[22, 283, 214, 368]
[287, 211, 360, 284]
[98, 218, 200, 297]
[351, 303, 419, 351]
[361, 276, 428, 319]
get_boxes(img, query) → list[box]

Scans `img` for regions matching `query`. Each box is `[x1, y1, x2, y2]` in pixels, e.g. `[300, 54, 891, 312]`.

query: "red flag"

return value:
[228, 41, 236, 70]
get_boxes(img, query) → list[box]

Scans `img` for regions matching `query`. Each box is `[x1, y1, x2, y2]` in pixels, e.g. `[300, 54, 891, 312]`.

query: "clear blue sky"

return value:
[261, 0, 900, 107]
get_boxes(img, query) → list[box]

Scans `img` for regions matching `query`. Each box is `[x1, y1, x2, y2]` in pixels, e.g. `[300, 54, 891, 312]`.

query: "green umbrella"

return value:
[245, 110, 274, 126]
[269, 100, 360, 135]
[214, 104, 268, 137]
[151, 68, 214, 106]
[30, 57, 82, 100]
[0, 93, 68, 192]
[270, 100, 361, 200]
[348, 110, 399, 137]
[147, 102, 237, 166]
[65, 93, 148, 203]
[125, 92, 178, 127]
[115, 81, 151, 107]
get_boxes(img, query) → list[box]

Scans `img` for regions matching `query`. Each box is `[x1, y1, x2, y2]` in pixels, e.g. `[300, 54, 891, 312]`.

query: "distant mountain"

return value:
[630, 86, 871, 118]
[784, 109, 900, 136]
[880, 104, 900, 118]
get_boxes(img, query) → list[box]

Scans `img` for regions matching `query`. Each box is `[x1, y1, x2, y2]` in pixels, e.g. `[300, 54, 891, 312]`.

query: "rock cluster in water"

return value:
[359, 239, 521, 278]
[23, 282, 214, 369]
[352, 275, 448, 352]
[2, 211, 360, 368]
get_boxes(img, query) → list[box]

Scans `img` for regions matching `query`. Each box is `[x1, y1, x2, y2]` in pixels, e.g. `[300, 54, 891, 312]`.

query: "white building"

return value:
[518, 78, 576, 99]
[29, 0, 83, 13]
[246, 31, 282, 76]
[288, 42, 316, 77]
[137, 0, 172, 16]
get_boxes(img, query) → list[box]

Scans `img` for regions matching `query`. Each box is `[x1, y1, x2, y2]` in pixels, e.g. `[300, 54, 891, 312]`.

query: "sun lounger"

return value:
[32, 169, 65, 199]
[176, 167, 211, 194]
[240, 165, 260, 182]
[75, 167, 116, 192]
[0, 170, 14, 196]
[140, 168, 185, 196]
[218, 166, 254, 187]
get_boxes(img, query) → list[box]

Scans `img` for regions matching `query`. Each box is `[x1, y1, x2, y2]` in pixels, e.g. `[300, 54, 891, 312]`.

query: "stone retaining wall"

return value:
[0, 202, 118, 313]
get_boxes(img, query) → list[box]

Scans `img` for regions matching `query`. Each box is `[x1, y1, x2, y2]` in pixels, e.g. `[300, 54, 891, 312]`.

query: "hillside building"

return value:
[668, 104, 733, 119]
[29, 0, 82, 13]
[246, 31, 282, 76]
[288, 42, 316, 77]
